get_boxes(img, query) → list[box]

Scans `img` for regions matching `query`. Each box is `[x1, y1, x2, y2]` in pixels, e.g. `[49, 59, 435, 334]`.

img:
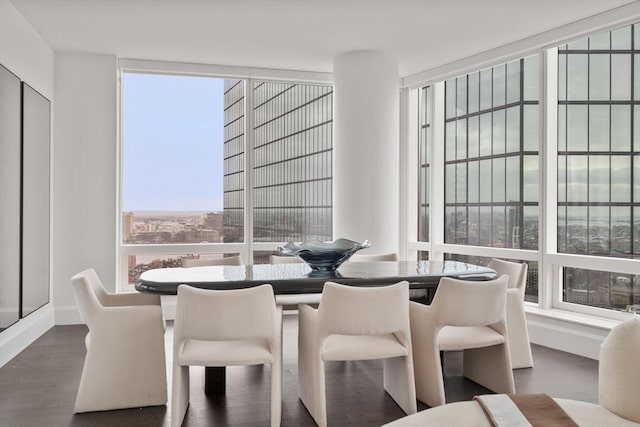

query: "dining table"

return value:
[136, 259, 497, 394]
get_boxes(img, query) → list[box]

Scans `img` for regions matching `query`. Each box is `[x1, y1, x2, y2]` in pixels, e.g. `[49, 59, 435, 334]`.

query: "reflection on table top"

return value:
[136, 260, 497, 295]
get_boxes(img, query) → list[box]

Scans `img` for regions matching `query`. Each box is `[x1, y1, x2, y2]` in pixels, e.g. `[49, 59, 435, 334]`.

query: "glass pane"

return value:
[468, 72, 480, 114]
[506, 205, 521, 248]
[567, 206, 588, 254]
[479, 159, 492, 202]
[492, 157, 506, 202]
[567, 105, 588, 151]
[567, 54, 588, 100]
[589, 32, 610, 49]
[492, 206, 505, 246]
[506, 106, 520, 153]
[524, 55, 539, 101]
[445, 79, 456, 119]
[611, 26, 631, 49]
[567, 155, 588, 202]
[456, 119, 467, 160]
[558, 53, 567, 102]
[523, 105, 539, 151]
[635, 55, 640, 101]
[588, 105, 609, 151]
[445, 121, 456, 161]
[589, 206, 609, 255]
[479, 206, 492, 246]
[611, 54, 631, 101]
[611, 105, 631, 151]
[456, 163, 467, 203]
[506, 59, 520, 104]
[468, 115, 479, 158]
[588, 155, 609, 203]
[445, 164, 456, 203]
[558, 155, 567, 203]
[252, 81, 333, 243]
[456, 206, 467, 245]
[480, 113, 492, 156]
[122, 74, 232, 245]
[635, 208, 640, 255]
[468, 161, 479, 203]
[445, 207, 455, 243]
[457, 76, 467, 116]
[468, 206, 479, 246]
[506, 156, 520, 202]
[493, 109, 505, 155]
[523, 155, 538, 202]
[635, 107, 640, 151]
[558, 104, 567, 151]
[589, 54, 610, 101]
[480, 68, 492, 111]
[635, 155, 640, 202]
[523, 207, 538, 251]
[558, 205, 567, 252]
[493, 64, 506, 107]
[611, 156, 630, 202]
[568, 39, 588, 50]
[611, 206, 630, 255]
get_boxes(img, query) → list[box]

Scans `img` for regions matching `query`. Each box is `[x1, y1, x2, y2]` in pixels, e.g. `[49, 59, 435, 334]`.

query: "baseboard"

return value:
[526, 309, 618, 360]
[0, 304, 54, 368]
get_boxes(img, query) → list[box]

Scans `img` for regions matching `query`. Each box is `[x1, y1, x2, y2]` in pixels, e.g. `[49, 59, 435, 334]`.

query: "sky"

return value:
[122, 73, 224, 212]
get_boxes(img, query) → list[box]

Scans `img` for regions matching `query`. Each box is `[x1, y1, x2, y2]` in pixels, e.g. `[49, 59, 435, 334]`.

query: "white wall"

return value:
[53, 52, 118, 325]
[0, 0, 55, 367]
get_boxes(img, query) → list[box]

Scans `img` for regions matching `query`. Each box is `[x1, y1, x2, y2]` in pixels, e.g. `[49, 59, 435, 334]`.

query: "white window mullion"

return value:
[430, 82, 446, 260]
[541, 47, 559, 310]
[244, 79, 255, 262]
[401, 87, 419, 261]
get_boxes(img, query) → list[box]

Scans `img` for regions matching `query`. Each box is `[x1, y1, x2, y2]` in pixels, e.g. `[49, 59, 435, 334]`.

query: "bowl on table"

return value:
[278, 238, 370, 271]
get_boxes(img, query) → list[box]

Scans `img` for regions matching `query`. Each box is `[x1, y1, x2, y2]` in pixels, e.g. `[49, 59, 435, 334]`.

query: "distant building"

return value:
[122, 211, 134, 242]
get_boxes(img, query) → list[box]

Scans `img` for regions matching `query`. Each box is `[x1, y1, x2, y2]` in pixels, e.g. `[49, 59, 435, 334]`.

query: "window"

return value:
[418, 86, 431, 242]
[120, 72, 333, 286]
[557, 24, 640, 310]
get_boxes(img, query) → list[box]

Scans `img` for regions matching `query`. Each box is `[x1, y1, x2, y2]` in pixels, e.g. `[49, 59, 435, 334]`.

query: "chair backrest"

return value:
[350, 253, 398, 262]
[181, 255, 242, 267]
[174, 284, 278, 343]
[317, 281, 409, 340]
[270, 254, 302, 264]
[71, 268, 107, 327]
[487, 258, 527, 292]
[430, 276, 508, 328]
[599, 317, 640, 423]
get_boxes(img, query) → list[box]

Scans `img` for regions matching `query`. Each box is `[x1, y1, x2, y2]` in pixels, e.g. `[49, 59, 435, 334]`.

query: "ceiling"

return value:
[10, 0, 637, 76]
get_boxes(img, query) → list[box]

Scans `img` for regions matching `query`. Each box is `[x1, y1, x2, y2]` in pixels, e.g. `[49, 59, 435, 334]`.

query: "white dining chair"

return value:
[349, 252, 398, 262]
[298, 281, 417, 427]
[384, 318, 640, 427]
[487, 258, 533, 368]
[71, 268, 167, 413]
[410, 275, 514, 407]
[171, 284, 282, 427]
[181, 255, 242, 267]
[270, 254, 302, 264]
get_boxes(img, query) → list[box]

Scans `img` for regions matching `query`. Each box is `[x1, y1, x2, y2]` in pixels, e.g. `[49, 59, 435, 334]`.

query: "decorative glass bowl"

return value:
[278, 238, 370, 271]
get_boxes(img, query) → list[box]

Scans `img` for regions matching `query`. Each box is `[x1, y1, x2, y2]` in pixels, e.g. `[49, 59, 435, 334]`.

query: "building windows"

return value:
[557, 24, 640, 310]
[418, 86, 431, 243]
[120, 72, 333, 285]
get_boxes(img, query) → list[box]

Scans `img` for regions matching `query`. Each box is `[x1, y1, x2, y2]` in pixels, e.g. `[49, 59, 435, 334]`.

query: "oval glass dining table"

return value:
[136, 260, 497, 394]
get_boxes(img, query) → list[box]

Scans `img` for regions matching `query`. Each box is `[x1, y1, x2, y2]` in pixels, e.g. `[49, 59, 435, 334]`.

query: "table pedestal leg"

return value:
[205, 366, 226, 394]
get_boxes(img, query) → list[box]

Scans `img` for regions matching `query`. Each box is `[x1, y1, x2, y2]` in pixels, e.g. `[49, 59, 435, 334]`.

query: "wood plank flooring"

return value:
[0, 314, 598, 426]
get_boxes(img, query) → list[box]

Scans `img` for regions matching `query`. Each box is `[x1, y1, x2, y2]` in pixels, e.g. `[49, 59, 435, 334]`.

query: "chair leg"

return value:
[171, 364, 190, 427]
[298, 307, 327, 427]
[462, 344, 515, 394]
[507, 294, 534, 369]
[383, 356, 417, 415]
[271, 306, 283, 427]
[410, 304, 446, 407]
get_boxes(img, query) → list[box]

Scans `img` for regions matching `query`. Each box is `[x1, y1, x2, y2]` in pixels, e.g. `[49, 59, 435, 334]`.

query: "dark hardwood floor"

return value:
[0, 315, 598, 427]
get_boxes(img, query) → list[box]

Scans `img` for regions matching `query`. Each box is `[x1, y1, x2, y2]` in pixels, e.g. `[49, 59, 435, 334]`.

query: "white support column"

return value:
[333, 51, 399, 254]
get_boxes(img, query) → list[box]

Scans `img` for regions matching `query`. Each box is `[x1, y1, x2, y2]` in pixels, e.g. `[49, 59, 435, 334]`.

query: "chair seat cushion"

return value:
[438, 326, 505, 351]
[322, 333, 408, 361]
[178, 338, 273, 366]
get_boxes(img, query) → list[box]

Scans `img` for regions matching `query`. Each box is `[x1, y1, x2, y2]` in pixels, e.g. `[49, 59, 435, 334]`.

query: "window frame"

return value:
[116, 61, 333, 291]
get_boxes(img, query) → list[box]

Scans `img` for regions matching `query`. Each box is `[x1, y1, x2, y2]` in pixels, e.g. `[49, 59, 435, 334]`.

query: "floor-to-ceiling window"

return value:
[413, 21, 640, 316]
[119, 71, 333, 288]
[557, 24, 640, 311]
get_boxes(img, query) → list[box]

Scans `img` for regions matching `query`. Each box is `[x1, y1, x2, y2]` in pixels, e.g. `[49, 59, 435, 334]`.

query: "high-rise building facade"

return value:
[223, 79, 333, 246]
